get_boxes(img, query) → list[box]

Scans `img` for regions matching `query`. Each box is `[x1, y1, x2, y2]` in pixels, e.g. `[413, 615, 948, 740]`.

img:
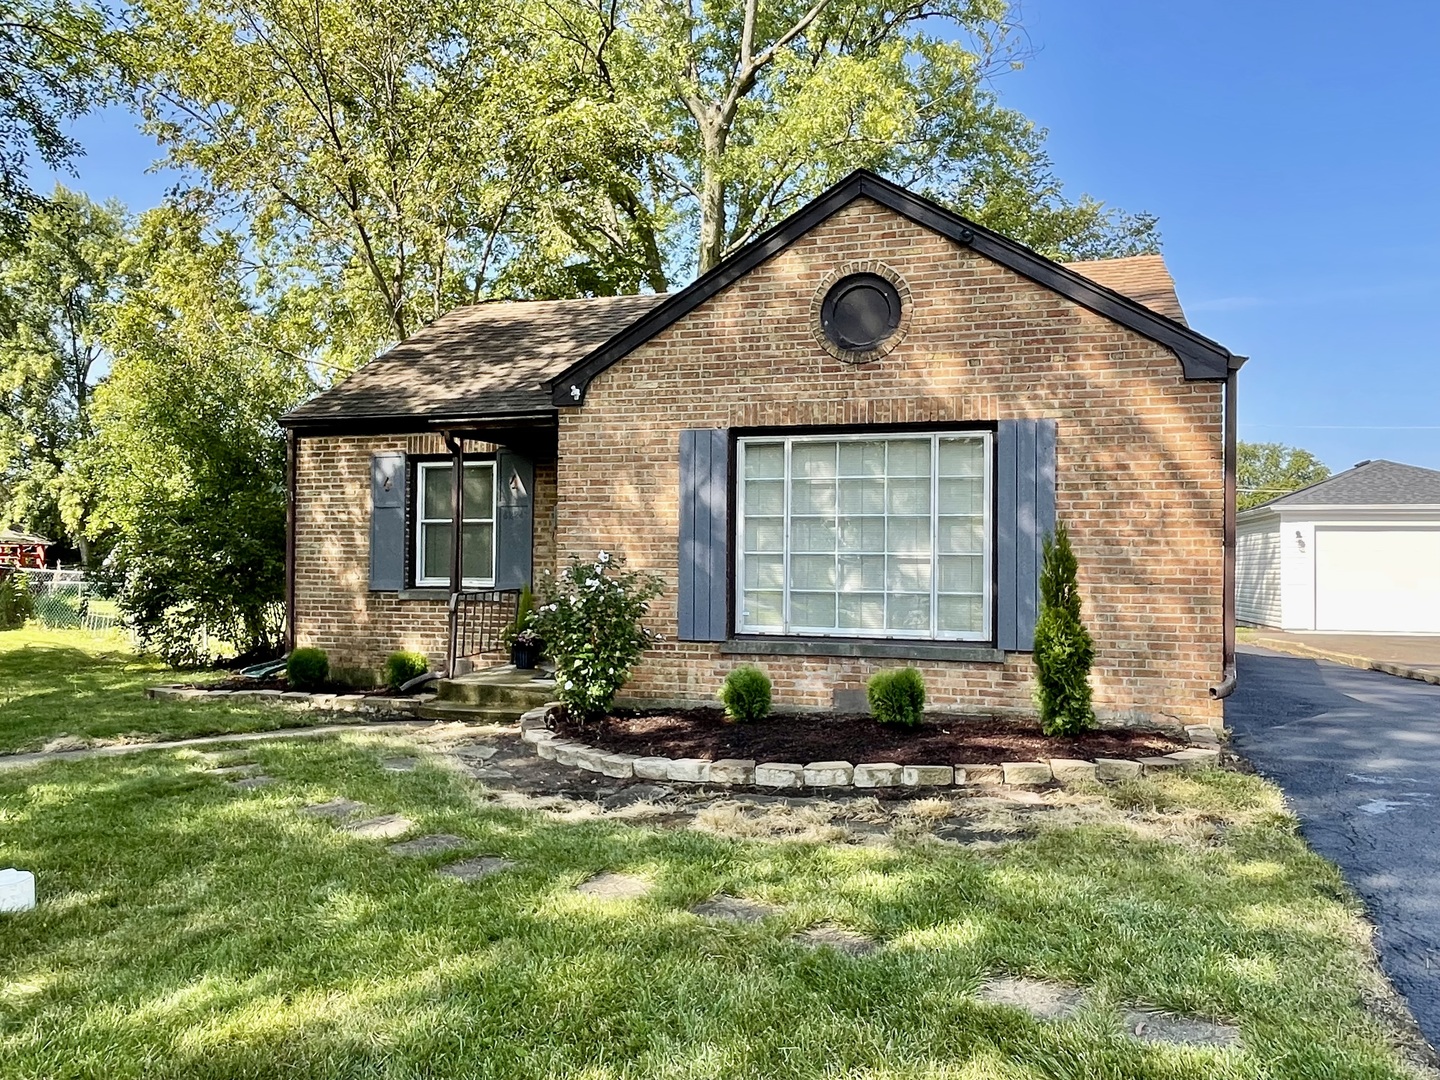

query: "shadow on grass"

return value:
[0, 734, 1418, 1080]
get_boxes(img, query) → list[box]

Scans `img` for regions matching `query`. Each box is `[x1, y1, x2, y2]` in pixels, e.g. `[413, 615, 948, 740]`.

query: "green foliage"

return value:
[1033, 521, 1096, 736]
[867, 667, 926, 727]
[718, 665, 772, 723]
[383, 650, 429, 690]
[0, 572, 33, 629]
[531, 551, 662, 724]
[1239, 441, 1331, 511]
[505, 582, 540, 648]
[329, 664, 378, 691]
[285, 646, 328, 690]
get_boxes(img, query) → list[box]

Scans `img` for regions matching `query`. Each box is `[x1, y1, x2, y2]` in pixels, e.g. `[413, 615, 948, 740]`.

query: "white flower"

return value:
[585, 577, 599, 588]
[597, 551, 611, 564]
[564, 680, 574, 690]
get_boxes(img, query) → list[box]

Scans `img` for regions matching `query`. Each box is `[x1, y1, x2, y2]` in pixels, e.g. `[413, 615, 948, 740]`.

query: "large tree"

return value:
[0, 186, 128, 561]
[1238, 441, 1331, 511]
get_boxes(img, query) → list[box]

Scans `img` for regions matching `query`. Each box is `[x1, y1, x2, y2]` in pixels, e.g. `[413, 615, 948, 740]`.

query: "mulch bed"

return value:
[176, 676, 395, 696]
[556, 708, 1189, 765]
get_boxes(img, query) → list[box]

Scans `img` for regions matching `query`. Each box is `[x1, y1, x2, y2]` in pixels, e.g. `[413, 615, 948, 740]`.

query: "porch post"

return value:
[444, 432, 465, 676]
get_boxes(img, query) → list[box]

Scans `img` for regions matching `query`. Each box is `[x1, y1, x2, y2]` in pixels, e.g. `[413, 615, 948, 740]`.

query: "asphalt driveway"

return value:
[1227, 646, 1440, 1047]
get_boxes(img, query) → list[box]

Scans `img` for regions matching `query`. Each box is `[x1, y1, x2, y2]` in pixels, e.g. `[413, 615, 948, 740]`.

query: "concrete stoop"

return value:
[418, 667, 556, 723]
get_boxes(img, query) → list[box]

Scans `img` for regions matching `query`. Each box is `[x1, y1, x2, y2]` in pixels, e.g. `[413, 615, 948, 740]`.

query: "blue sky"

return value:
[32, 0, 1440, 471]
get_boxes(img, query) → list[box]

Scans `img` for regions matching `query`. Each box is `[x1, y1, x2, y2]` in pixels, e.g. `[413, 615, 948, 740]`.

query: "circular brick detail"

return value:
[809, 261, 912, 365]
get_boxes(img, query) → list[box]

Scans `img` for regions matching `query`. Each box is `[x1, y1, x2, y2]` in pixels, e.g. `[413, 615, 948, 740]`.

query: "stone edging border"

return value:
[147, 684, 433, 718]
[517, 707, 1224, 789]
[1247, 635, 1440, 688]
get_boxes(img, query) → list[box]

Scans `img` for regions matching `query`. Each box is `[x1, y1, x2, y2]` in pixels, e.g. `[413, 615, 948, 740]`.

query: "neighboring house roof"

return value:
[0, 529, 50, 545]
[1243, 459, 1440, 513]
[280, 293, 669, 429]
[1062, 254, 1186, 325]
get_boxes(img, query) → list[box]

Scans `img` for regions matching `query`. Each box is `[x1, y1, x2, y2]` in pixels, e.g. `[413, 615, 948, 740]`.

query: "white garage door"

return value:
[1314, 526, 1440, 633]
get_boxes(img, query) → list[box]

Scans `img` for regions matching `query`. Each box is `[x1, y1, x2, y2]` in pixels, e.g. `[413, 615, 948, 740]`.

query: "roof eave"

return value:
[545, 170, 1237, 406]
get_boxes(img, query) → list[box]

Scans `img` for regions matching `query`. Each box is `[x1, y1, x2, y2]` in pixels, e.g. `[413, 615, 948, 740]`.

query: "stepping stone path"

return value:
[227, 775, 275, 790]
[381, 756, 418, 772]
[343, 814, 414, 840]
[792, 924, 879, 956]
[601, 783, 674, 810]
[690, 894, 780, 922]
[206, 763, 260, 776]
[1123, 1009, 1241, 1048]
[388, 834, 468, 857]
[300, 798, 369, 819]
[439, 857, 515, 882]
[979, 977, 1086, 1021]
[452, 743, 500, 763]
[575, 871, 651, 900]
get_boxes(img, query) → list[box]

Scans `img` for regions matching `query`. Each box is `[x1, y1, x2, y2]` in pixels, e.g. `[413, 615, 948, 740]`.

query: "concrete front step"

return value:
[417, 700, 550, 724]
[435, 666, 557, 708]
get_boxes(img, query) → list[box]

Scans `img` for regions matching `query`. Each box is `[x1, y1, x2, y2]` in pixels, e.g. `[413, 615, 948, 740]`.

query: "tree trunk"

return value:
[697, 161, 727, 276]
[77, 534, 91, 568]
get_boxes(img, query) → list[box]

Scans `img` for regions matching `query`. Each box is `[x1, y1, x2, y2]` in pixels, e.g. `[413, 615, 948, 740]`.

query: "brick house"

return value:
[280, 171, 1243, 729]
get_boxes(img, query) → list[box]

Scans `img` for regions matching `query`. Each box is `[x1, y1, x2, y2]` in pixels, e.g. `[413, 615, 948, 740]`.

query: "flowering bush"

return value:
[532, 552, 664, 725]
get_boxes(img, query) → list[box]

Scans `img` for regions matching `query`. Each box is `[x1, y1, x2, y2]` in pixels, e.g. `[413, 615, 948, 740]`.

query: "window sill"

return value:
[397, 588, 450, 601]
[721, 637, 1006, 662]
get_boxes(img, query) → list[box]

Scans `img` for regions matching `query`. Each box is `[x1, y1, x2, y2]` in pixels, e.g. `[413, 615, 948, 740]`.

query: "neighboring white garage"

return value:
[1237, 459, 1440, 633]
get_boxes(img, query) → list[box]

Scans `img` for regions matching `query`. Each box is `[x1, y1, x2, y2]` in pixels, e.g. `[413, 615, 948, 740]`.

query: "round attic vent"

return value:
[820, 273, 902, 354]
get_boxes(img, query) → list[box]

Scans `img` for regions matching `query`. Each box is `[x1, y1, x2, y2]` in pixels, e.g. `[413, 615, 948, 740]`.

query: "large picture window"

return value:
[736, 432, 991, 641]
[414, 461, 496, 587]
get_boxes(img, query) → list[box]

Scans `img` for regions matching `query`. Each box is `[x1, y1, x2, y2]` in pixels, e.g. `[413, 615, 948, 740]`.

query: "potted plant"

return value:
[506, 584, 544, 670]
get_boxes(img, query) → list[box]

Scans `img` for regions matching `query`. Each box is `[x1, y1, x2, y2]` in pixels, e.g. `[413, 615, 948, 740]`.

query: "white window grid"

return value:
[415, 460, 497, 588]
[735, 431, 993, 641]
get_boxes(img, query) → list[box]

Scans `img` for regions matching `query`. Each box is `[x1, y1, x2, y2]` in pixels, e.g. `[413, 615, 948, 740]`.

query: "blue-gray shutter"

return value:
[678, 428, 730, 641]
[494, 449, 534, 590]
[369, 452, 406, 591]
[996, 419, 1057, 651]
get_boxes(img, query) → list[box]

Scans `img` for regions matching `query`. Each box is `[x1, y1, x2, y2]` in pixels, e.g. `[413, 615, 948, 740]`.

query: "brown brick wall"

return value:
[293, 433, 557, 675]
[556, 198, 1225, 727]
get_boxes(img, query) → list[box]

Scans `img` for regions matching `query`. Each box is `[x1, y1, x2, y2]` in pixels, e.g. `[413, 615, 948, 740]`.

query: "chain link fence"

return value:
[13, 567, 124, 633]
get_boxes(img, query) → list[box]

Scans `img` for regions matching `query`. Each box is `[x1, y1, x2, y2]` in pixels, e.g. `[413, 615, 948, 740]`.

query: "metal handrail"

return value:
[451, 588, 521, 663]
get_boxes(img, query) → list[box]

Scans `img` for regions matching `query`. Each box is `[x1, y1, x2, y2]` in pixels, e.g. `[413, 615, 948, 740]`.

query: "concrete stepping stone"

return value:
[575, 871, 651, 900]
[690, 894, 781, 922]
[381, 756, 418, 772]
[439, 856, 515, 882]
[343, 814, 414, 840]
[452, 743, 500, 762]
[388, 833, 468, 857]
[227, 775, 274, 790]
[207, 763, 260, 776]
[978, 976, 1086, 1021]
[1122, 1009, 1240, 1048]
[601, 783, 675, 810]
[300, 798, 368, 819]
[792, 924, 878, 956]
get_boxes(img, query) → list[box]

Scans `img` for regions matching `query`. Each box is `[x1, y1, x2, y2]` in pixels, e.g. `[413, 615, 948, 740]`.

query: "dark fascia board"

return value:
[281, 410, 557, 438]
[546, 170, 1236, 406]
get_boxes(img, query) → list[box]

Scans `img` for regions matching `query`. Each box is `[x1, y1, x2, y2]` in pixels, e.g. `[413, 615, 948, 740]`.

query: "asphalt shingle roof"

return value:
[1252, 459, 1440, 509]
[282, 254, 1188, 428]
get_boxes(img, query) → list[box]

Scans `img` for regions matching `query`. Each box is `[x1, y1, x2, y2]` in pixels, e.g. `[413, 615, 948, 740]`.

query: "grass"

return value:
[0, 626, 330, 755]
[0, 631, 1430, 1078]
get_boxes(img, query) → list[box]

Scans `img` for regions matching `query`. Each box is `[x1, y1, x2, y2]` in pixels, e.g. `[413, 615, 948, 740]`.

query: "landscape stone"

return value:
[599, 752, 637, 779]
[600, 783, 674, 809]
[852, 763, 903, 788]
[575, 871, 651, 900]
[521, 726, 555, 745]
[755, 762, 805, 789]
[978, 977, 1085, 1021]
[667, 758, 711, 783]
[308, 694, 337, 708]
[956, 764, 1002, 784]
[343, 814, 414, 840]
[1165, 747, 1221, 768]
[1001, 761, 1053, 786]
[690, 894, 780, 922]
[632, 756, 673, 780]
[1185, 724, 1220, 744]
[1138, 756, 1183, 775]
[574, 747, 609, 773]
[1094, 758, 1143, 781]
[227, 775, 274, 790]
[553, 742, 588, 767]
[381, 756, 417, 772]
[793, 924, 878, 956]
[439, 856, 515, 882]
[803, 761, 854, 787]
[452, 743, 501, 762]
[1048, 759, 1098, 784]
[206, 763, 260, 776]
[300, 798, 368, 818]
[388, 833, 468, 857]
[535, 739, 570, 761]
[1122, 1009, 1241, 1048]
[518, 713, 548, 731]
[280, 691, 311, 702]
[901, 764, 954, 786]
[708, 758, 756, 785]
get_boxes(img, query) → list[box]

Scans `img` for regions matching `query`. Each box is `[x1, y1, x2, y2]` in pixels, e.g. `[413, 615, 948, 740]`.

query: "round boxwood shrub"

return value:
[867, 667, 926, 727]
[286, 647, 330, 691]
[384, 650, 429, 690]
[718, 665, 772, 723]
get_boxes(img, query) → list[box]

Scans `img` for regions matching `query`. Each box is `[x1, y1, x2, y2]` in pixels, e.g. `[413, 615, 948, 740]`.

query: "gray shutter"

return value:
[494, 449, 534, 590]
[996, 419, 1057, 651]
[678, 428, 730, 641]
[369, 452, 406, 591]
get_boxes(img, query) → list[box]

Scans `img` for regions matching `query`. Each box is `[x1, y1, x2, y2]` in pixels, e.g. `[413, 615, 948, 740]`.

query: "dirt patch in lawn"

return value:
[555, 708, 1188, 765]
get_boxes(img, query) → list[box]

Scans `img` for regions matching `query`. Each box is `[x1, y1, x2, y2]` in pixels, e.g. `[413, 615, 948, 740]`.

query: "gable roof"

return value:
[0, 528, 50, 545]
[1062, 255, 1186, 325]
[546, 170, 1237, 406]
[281, 293, 668, 430]
[1245, 459, 1440, 512]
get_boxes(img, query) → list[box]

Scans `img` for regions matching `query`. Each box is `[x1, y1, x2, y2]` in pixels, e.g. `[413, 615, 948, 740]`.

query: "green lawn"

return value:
[0, 631, 1429, 1078]
[0, 626, 329, 754]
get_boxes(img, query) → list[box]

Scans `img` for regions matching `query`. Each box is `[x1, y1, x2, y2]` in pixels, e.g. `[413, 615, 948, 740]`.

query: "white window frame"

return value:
[414, 460, 497, 588]
[734, 431, 993, 642]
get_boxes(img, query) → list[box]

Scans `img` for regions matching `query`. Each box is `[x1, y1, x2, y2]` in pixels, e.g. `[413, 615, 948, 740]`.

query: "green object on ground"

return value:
[1034, 521, 1097, 736]
[384, 650, 429, 690]
[286, 647, 329, 691]
[718, 665, 772, 722]
[867, 667, 926, 727]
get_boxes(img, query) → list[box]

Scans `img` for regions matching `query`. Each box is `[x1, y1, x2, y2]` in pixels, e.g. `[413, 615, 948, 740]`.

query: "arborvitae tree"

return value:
[1033, 521, 1096, 736]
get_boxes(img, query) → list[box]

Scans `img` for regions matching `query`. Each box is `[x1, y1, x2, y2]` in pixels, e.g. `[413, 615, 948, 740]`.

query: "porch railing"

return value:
[451, 588, 520, 664]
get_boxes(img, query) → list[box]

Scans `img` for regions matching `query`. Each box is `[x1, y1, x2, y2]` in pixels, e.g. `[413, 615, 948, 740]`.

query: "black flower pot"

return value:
[511, 641, 542, 670]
